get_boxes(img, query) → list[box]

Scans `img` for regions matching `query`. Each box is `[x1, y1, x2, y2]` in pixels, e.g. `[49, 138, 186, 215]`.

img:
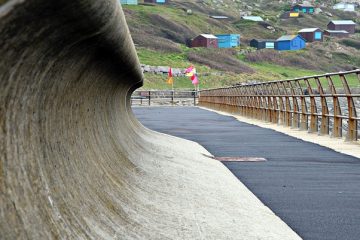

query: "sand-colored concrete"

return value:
[201, 107, 360, 159]
[0, 1, 300, 239]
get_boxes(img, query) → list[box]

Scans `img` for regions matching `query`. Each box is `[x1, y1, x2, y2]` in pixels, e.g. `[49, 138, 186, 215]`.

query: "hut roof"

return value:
[252, 39, 276, 42]
[298, 28, 321, 33]
[210, 16, 229, 19]
[330, 20, 356, 25]
[242, 16, 264, 22]
[199, 34, 217, 39]
[295, 4, 314, 7]
[324, 30, 349, 33]
[277, 35, 298, 41]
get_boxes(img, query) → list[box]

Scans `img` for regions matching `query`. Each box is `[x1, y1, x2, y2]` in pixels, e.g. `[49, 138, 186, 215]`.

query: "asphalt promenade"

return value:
[133, 106, 360, 240]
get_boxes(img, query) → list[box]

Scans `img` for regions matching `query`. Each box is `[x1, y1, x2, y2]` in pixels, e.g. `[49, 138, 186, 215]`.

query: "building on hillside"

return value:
[275, 35, 306, 51]
[333, 3, 355, 11]
[250, 39, 275, 49]
[120, 0, 138, 5]
[324, 30, 350, 38]
[215, 34, 240, 48]
[298, 28, 323, 42]
[144, 0, 169, 4]
[280, 11, 300, 19]
[291, 4, 315, 13]
[241, 16, 264, 22]
[327, 20, 356, 34]
[191, 34, 218, 48]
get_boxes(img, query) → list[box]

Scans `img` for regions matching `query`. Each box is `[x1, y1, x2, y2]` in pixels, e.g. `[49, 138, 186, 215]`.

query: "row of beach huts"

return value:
[189, 3, 357, 51]
[120, 0, 358, 12]
[119, 0, 358, 51]
[190, 20, 356, 51]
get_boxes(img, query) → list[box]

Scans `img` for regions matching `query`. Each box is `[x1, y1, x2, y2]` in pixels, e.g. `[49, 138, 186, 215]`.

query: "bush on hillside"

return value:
[245, 50, 287, 65]
[187, 49, 254, 74]
[245, 50, 318, 70]
[148, 14, 196, 44]
[132, 32, 181, 53]
[340, 39, 360, 50]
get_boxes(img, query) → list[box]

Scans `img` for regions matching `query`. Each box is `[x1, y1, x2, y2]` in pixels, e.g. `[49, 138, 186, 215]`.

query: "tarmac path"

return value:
[133, 106, 360, 240]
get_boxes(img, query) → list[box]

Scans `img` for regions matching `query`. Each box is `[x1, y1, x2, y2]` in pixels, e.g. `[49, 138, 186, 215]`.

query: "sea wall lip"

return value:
[0, 1, 300, 239]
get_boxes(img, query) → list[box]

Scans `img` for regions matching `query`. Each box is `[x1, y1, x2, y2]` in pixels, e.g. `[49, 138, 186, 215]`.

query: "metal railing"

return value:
[199, 69, 360, 141]
[131, 90, 198, 106]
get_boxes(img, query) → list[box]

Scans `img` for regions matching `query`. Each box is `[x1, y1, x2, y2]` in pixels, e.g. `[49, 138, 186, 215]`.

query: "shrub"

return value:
[340, 39, 360, 50]
[187, 49, 254, 74]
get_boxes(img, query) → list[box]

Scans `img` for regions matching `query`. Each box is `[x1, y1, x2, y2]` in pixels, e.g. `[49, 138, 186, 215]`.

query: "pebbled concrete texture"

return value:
[0, 1, 300, 239]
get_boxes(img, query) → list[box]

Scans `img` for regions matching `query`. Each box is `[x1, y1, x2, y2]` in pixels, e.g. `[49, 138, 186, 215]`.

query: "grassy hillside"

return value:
[123, 0, 360, 90]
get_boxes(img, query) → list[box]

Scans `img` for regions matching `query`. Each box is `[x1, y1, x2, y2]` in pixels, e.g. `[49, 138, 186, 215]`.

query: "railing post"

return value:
[327, 76, 342, 138]
[314, 77, 329, 136]
[276, 82, 285, 125]
[340, 74, 357, 141]
[304, 78, 318, 133]
[289, 81, 300, 128]
[270, 84, 279, 124]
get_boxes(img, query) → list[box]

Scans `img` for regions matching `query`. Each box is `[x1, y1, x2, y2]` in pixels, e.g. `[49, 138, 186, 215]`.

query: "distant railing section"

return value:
[199, 69, 360, 141]
[131, 90, 198, 106]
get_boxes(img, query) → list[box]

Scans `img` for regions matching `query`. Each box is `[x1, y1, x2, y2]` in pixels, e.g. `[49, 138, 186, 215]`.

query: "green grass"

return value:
[137, 48, 188, 67]
[250, 62, 321, 80]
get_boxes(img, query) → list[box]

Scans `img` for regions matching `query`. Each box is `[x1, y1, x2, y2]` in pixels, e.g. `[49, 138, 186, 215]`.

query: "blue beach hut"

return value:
[215, 34, 240, 48]
[275, 35, 306, 51]
[120, 0, 138, 5]
[291, 4, 314, 14]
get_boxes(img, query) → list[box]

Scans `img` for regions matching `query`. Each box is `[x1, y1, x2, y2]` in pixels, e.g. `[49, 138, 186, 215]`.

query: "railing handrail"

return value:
[200, 69, 360, 92]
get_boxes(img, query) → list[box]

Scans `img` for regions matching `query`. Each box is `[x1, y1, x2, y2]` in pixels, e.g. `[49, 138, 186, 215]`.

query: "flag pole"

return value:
[172, 77, 174, 105]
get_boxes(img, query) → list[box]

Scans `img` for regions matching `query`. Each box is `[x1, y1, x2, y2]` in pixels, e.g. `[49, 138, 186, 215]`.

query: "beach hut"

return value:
[324, 30, 350, 38]
[275, 35, 306, 51]
[241, 16, 264, 22]
[144, 0, 169, 4]
[327, 20, 356, 34]
[291, 4, 314, 14]
[298, 28, 323, 42]
[250, 39, 275, 49]
[120, 0, 138, 5]
[191, 34, 218, 48]
[333, 3, 355, 12]
[215, 34, 240, 48]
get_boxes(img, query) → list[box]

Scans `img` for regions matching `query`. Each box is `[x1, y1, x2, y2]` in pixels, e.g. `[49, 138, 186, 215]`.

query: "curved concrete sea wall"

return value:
[0, 0, 301, 239]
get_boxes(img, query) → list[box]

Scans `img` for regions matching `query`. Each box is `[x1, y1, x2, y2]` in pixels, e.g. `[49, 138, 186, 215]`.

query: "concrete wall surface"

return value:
[0, 0, 301, 239]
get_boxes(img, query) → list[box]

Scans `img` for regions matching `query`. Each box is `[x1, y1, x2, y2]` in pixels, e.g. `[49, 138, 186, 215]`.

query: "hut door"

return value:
[265, 42, 274, 49]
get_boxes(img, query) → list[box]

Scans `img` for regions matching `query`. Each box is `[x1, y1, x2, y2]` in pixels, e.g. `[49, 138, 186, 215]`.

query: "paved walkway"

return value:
[133, 106, 360, 240]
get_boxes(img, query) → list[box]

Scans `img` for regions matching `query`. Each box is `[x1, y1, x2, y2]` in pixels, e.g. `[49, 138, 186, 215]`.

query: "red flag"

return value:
[191, 74, 199, 85]
[167, 67, 173, 85]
